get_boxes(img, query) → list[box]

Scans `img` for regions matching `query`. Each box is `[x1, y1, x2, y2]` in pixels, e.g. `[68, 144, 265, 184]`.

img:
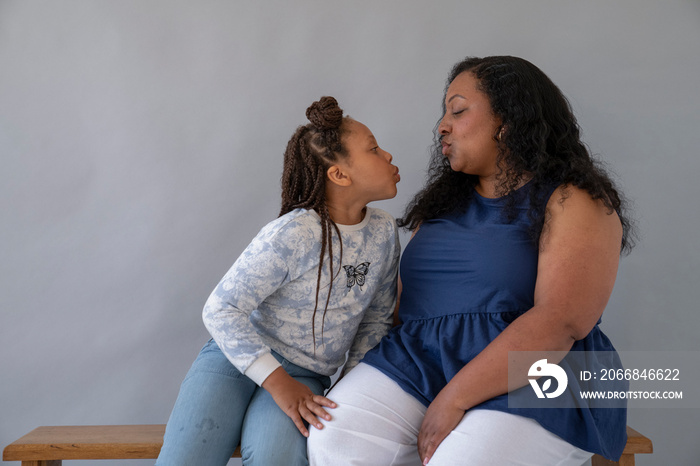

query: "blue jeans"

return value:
[156, 339, 331, 466]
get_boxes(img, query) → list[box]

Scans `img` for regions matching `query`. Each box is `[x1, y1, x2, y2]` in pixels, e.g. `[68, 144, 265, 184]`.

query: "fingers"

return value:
[298, 403, 324, 431]
[417, 419, 451, 465]
[417, 432, 429, 464]
[298, 395, 336, 430]
[289, 411, 310, 437]
[311, 395, 336, 421]
[417, 394, 465, 464]
[267, 376, 338, 436]
[313, 394, 337, 409]
[309, 404, 333, 423]
[417, 434, 438, 465]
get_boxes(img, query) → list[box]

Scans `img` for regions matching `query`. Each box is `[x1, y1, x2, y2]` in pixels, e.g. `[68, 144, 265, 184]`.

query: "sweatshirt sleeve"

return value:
[344, 220, 400, 372]
[202, 223, 290, 386]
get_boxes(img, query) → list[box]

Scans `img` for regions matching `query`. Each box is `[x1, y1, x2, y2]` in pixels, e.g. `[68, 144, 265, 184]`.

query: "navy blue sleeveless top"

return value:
[362, 182, 627, 460]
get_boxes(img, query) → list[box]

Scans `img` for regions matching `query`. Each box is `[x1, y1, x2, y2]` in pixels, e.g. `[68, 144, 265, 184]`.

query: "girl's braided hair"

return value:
[280, 96, 349, 347]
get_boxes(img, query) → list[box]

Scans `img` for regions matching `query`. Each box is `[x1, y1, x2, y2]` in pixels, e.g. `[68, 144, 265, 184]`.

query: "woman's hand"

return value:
[417, 389, 465, 465]
[262, 367, 336, 437]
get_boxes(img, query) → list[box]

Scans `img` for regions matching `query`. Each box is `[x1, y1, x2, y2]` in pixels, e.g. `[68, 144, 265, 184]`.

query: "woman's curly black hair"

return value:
[400, 56, 635, 254]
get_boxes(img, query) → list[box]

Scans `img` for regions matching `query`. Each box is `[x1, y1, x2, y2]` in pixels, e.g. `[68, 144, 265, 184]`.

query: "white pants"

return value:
[307, 363, 592, 466]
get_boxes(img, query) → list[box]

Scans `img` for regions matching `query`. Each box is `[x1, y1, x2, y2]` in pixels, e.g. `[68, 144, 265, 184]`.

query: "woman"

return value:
[307, 56, 633, 465]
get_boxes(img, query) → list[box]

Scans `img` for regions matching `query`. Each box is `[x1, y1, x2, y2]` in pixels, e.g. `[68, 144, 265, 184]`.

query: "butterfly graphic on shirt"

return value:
[343, 262, 371, 289]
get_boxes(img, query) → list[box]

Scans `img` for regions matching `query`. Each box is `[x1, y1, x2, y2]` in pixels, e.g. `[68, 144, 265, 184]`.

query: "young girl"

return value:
[156, 96, 401, 466]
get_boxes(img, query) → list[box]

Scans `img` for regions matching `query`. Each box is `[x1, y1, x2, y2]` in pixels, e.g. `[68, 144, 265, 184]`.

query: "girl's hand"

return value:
[262, 367, 337, 437]
[417, 390, 465, 465]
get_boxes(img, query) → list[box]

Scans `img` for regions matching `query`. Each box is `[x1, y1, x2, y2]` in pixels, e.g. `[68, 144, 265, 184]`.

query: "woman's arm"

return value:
[417, 186, 623, 464]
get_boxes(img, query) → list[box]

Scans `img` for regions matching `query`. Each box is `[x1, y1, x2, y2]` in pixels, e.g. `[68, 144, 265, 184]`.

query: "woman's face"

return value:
[438, 72, 502, 179]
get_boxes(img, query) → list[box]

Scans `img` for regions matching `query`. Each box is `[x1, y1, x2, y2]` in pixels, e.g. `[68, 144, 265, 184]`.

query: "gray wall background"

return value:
[2, 1, 699, 465]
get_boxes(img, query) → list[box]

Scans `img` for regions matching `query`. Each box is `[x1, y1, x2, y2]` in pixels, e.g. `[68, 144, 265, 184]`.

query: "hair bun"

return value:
[306, 96, 343, 130]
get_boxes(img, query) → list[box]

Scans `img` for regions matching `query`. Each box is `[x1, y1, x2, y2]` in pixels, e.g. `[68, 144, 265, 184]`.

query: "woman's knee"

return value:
[428, 410, 591, 466]
[307, 425, 333, 465]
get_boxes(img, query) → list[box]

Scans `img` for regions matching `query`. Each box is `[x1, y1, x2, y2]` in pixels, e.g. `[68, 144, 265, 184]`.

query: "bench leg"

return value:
[21, 461, 62, 466]
[591, 452, 635, 466]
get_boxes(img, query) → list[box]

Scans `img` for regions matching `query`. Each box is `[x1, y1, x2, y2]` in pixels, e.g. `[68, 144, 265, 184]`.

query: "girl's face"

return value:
[339, 119, 400, 203]
[438, 72, 502, 180]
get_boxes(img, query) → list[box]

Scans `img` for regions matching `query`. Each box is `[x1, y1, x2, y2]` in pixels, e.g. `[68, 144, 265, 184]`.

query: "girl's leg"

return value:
[307, 363, 426, 466]
[156, 339, 256, 466]
[428, 409, 593, 466]
[240, 361, 330, 466]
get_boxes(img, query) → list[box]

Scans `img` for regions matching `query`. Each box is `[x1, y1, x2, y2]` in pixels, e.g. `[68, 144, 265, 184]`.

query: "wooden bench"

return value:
[4, 424, 652, 465]
[591, 426, 653, 466]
